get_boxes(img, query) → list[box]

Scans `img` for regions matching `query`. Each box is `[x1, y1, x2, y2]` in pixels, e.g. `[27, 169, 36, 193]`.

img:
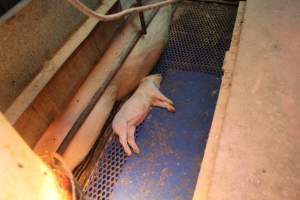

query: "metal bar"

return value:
[137, 0, 147, 34]
[194, 0, 239, 6]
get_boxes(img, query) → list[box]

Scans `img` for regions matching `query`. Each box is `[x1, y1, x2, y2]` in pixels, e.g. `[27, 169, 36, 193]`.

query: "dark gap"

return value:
[0, 0, 22, 16]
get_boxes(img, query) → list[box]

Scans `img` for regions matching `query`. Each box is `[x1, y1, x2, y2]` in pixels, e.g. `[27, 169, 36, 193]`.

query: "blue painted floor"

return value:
[111, 70, 221, 200]
[84, 2, 237, 199]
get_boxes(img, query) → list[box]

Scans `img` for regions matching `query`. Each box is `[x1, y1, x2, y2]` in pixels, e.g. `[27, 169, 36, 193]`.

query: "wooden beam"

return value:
[34, 8, 158, 155]
[0, 112, 67, 200]
[4, 0, 118, 124]
[61, 5, 173, 170]
[62, 85, 117, 170]
[13, 7, 125, 148]
[192, 2, 246, 200]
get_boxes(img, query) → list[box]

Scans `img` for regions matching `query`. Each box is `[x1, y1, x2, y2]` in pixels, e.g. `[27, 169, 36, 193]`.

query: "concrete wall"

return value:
[0, 0, 99, 111]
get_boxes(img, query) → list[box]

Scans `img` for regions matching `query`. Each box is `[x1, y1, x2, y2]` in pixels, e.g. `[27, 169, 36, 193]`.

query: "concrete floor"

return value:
[195, 0, 300, 199]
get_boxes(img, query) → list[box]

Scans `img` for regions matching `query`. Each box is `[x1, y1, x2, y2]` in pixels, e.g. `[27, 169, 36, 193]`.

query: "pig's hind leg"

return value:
[151, 89, 175, 112]
[152, 99, 176, 112]
[152, 89, 175, 106]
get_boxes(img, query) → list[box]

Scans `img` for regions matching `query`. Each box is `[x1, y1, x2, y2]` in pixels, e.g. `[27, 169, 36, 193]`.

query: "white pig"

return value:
[112, 74, 175, 156]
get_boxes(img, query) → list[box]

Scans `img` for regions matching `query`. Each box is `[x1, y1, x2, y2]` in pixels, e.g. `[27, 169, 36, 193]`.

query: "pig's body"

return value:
[112, 74, 175, 156]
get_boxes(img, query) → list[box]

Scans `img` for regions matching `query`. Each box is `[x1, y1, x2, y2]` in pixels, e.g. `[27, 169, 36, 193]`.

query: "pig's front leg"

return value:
[125, 110, 149, 155]
[127, 126, 140, 154]
[113, 120, 132, 156]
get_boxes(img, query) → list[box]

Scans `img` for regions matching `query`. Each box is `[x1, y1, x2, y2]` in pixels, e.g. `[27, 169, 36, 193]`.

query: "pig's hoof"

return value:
[169, 107, 176, 113]
[126, 151, 132, 156]
[134, 149, 141, 155]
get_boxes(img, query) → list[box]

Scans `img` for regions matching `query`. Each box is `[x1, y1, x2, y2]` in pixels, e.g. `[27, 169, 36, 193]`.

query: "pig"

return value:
[112, 74, 175, 156]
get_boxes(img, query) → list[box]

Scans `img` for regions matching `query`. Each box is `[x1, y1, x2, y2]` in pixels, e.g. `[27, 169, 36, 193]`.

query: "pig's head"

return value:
[140, 74, 162, 87]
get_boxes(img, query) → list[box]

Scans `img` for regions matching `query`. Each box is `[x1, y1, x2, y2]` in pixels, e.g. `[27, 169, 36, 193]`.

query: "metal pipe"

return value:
[67, 0, 178, 21]
[137, 0, 147, 34]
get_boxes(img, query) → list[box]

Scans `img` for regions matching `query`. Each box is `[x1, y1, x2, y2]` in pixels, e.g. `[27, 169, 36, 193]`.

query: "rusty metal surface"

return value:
[83, 2, 237, 199]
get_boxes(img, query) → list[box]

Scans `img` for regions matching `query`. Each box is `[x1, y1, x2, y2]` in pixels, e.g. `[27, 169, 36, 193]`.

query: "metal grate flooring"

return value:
[153, 1, 237, 75]
[83, 2, 237, 199]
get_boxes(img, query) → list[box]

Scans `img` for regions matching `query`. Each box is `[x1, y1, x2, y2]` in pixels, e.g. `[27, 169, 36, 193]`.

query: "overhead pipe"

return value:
[67, 0, 178, 22]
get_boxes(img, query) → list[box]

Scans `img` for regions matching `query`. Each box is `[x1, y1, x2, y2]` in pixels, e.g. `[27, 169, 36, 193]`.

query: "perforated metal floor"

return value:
[84, 2, 237, 199]
[153, 1, 237, 75]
